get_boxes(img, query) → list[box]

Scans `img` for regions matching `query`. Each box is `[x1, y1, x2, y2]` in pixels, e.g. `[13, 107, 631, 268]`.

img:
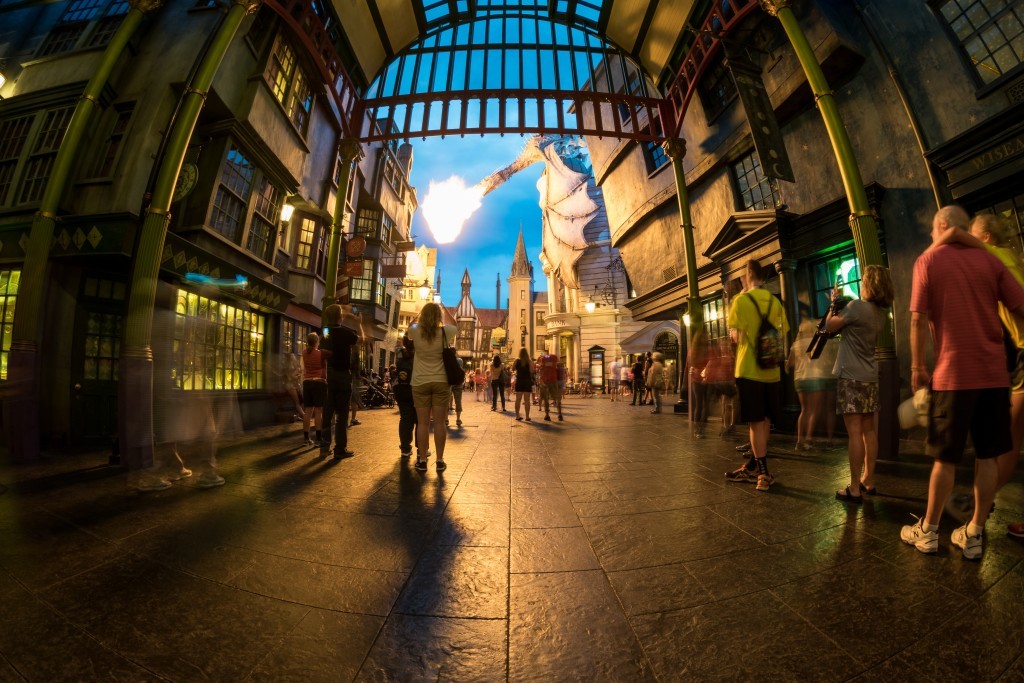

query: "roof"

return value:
[476, 308, 507, 329]
[335, 0, 699, 91]
[510, 228, 531, 279]
[441, 306, 458, 326]
[532, 291, 548, 306]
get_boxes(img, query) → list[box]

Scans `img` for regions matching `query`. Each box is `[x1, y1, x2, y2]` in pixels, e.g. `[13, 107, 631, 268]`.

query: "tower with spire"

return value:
[454, 269, 476, 358]
[507, 227, 534, 360]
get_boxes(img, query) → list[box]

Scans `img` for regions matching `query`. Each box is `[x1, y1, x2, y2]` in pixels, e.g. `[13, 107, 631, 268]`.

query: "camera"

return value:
[806, 294, 851, 360]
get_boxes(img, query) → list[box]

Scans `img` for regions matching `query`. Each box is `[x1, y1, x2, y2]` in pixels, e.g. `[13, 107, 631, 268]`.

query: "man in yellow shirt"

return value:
[724, 259, 789, 491]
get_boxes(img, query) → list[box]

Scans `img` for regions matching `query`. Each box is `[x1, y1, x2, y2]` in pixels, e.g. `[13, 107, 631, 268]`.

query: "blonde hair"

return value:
[971, 214, 1015, 247]
[324, 304, 343, 324]
[305, 332, 319, 352]
[418, 302, 441, 342]
[861, 265, 894, 308]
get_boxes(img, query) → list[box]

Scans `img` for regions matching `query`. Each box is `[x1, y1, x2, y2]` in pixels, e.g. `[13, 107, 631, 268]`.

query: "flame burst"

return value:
[421, 176, 484, 244]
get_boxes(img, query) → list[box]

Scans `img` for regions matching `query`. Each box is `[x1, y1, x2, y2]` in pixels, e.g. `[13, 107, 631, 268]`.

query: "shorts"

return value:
[451, 385, 463, 411]
[350, 382, 364, 409]
[303, 379, 326, 408]
[544, 382, 562, 402]
[794, 378, 829, 393]
[412, 381, 452, 408]
[836, 378, 879, 414]
[927, 387, 1012, 463]
[736, 377, 781, 425]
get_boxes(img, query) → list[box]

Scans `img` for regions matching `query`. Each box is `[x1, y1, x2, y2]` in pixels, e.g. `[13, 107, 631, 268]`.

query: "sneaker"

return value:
[166, 467, 192, 481]
[136, 476, 172, 492]
[414, 459, 428, 472]
[197, 473, 226, 489]
[755, 474, 774, 492]
[544, 415, 551, 422]
[456, 419, 463, 427]
[350, 419, 361, 427]
[558, 415, 563, 421]
[724, 466, 756, 483]
[333, 449, 355, 460]
[951, 523, 984, 560]
[735, 443, 752, 453]
[900, 515, 939, 554]
[436, 460, 447, 472]
[305, 438, 316, 446]
[400, 448, 412, 458]
[1009, 522, 1024, 539]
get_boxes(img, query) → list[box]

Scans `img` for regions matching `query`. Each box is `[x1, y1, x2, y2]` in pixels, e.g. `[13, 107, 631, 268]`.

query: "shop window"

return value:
[702, 295, 729, 345]
[457, 321, 473, 351]
[732, 150, 781, 211]
[264, 34, 314, 133]
[935, 0, 1024, 87]
[37, 0, 129, 57]
[0, 270, 19, 380]
[282, 320, 312, 354]
[172, 289, 265, 390]
[209, 143, 284, 263]
[95, 103, 134, 177]
[17, 107, 76, 204]
[809, 252, 861, 318]
[355, 207, 381, 238]
[349, 259, 375, 301]
[376, 278, 386, 306]
[0, 115, 34, 206]
[83, 312, 121, 381]
[697, 57, 738, 122]
[295, 216, 326, 277]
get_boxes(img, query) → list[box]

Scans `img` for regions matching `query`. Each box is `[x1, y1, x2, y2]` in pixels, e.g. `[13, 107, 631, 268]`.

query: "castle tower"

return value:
[454, 268, 476, 359]
[507, 227, 534, 360]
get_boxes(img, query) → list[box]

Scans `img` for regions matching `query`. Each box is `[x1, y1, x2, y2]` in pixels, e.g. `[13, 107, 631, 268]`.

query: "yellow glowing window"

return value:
[0, 270, 19, 381]
[172, 289, 265, 390]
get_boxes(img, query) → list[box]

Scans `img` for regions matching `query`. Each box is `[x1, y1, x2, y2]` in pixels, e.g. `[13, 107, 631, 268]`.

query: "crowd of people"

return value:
[151, 206, 1024, 562]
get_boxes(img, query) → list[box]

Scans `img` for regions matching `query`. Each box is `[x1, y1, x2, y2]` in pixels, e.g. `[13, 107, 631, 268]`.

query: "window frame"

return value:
[36, 0, 130, 58]
[931, 0, 1024, 93]
[262, 33, 315, 135]
[696, 56, 739, 124]
[730, 149, 782, 211]
[0, 270, 20, 381]
[0, 105, 77, 207]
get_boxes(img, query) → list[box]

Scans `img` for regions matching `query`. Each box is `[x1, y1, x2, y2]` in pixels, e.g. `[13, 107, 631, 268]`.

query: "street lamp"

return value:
[280, 202, 295, 222]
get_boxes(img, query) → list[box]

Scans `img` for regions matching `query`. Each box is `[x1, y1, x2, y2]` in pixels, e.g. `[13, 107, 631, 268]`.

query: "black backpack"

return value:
[746, 293, 784, 370]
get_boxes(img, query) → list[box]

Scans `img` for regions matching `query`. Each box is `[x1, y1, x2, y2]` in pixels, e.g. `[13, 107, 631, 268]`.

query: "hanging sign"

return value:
[346, 237, 367, 258]
[724, 44, 795, 183]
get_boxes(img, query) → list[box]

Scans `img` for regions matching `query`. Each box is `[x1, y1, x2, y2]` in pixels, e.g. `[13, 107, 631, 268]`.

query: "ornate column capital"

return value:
[127, 0, 166, 12]
[661, 137, 687, 161]
[230, 0, 262, 14]
[758, 0, 792, 17]
[338, 138, 364, 163]
[774, 258, 798, 274]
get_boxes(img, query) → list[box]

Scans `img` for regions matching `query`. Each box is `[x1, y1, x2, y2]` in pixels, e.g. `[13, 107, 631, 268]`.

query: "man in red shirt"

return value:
[537, 352, 562, 421]
[901, 206, 1024, 560]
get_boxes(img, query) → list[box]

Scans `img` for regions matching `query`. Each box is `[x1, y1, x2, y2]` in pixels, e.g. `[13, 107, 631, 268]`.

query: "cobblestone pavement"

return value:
[2, 395, 1024, 681]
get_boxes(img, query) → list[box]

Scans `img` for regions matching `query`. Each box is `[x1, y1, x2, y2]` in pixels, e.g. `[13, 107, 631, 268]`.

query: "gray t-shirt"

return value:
[833, 299, 883, 382]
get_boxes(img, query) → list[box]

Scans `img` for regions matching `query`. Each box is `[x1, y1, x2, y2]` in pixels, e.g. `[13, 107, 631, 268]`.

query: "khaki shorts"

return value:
[412, 381, 451, 408]
[544, 383, 561, 401]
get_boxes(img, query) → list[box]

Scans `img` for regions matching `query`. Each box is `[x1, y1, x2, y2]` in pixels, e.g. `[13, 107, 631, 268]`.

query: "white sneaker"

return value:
[951, 524, 984, 560]
[136, 476, 172, 492]
[900, 516, 939, 554]
[166, 467, 192, 481]
[197, 473, 226, 488]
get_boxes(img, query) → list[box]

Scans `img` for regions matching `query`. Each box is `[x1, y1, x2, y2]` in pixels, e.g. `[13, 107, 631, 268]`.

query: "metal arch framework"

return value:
[266, 0, 761, 143]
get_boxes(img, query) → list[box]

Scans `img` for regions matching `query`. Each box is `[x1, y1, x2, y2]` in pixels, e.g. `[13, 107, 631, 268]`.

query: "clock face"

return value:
[173, 163, 198, 202]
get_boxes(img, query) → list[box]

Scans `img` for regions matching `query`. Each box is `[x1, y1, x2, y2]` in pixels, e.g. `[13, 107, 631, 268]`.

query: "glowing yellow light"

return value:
[421, 176, 484, 244]
[683, 313, 692, 327]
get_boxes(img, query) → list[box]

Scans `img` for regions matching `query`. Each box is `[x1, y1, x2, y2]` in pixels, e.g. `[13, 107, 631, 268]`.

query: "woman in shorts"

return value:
[826, 265, 894, 503]
[787, 320, 832, 451]
[406, 303, 458, 472]
[301, 332, 329, 445]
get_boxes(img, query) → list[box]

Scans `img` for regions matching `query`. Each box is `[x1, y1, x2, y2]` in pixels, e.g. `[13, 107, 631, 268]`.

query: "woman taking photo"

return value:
[513, 348, 535, 421]
[827, 265, 894, 503]
[406, 302, 459, 472]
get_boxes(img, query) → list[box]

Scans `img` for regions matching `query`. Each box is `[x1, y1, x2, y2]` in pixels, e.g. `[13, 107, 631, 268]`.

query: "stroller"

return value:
[361, 375, 393, 408]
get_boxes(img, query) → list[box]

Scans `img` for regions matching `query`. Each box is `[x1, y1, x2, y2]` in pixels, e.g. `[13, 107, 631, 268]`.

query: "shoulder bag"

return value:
[440, 328, 464, 386]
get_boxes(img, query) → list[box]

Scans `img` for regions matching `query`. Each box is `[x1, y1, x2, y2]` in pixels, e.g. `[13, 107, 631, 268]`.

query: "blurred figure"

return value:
[349, 347, 363, 427]
[646, 352, 667, 414]
[608, 356, 621, 401]
[301, 332, 328, 445]
[537, 351, 563, 421]
[513, 348, 534, 421]
[703, 339, 737, 436]
[826, 265, 894, 503]
[394, 337, 416, 458]
[448, 356, 464, 427]
[489, 355, 505, 411]
[688, 329, 710, 438]
[630, 356, 646, 406]
[320, 305, 360, 459]
[787, 320, 829, 452]
[619, 362, 630, 398]
[474, 367, 485, 401]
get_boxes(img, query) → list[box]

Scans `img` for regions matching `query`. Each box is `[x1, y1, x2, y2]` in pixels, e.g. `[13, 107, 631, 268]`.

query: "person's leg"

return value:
[454, 387, 463, 424]
[806, 390, 823, 446]
[398, 399, 416, 454]
[415, 405, 431, 462]
[973, 458, 998, 529]
[288, 387, 304, 421]
[313, 407, 323, 442]
[924, 460, 957, 527]
[842, 413, 864, 496]
[432, 400, 449, 463]
[302, 382, 313, 441]
[525, 391, 531, 419]
[795, 391, 808, 445]
[491, 380, 498, 409]
[825, 388, 837, 445]
[515, 392, 523, 418]
[320, 384, 334, 451]
[862, 412, 878, 488]
[333, 374, 352, 455]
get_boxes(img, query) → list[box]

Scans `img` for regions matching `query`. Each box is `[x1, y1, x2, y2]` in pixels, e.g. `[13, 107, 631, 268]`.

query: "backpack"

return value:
[745, 293, 784, 370]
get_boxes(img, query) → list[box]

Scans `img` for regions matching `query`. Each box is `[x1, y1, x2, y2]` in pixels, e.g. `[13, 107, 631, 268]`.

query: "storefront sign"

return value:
[725, 45, 795, 183]
[947, 132, 1024, 185]
[654, 332, 679, 359]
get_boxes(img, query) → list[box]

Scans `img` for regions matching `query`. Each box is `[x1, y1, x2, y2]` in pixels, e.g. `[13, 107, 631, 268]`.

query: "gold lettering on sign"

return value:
[966, 135, 1024, 175]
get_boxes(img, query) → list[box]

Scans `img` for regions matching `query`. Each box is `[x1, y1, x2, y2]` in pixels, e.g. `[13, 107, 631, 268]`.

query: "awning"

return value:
[619, 320, 681, 354]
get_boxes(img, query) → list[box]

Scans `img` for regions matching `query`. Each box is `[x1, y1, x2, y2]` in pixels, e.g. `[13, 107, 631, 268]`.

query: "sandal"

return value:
[835, 486, 863, 504]
[859, 481, 877, 495]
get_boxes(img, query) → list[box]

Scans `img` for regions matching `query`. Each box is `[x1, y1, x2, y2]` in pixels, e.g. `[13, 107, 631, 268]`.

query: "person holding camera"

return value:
[826, 265, 894, 503]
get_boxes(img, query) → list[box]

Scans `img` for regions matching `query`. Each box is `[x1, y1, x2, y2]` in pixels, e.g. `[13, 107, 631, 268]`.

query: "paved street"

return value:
[2, 395, 1024, 681]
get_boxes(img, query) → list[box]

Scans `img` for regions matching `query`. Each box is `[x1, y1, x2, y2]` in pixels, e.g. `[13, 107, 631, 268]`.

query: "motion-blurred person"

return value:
[448, 356, 464, 427]
[688, 329, 710, 438]
[646, 352, 667, 414]
[826, 266, 894, 504]
[349, 347, 363, 427]
[319, 305, 360, 459]
[901, 207, 1024, 559]
[301, 332, 328, 445]
[609, 356, 620, 401]
[630, 356, 646, 406]
[513, 348, 534, 421]
[394, 337, 416, 458]
[538, 350, 563, 421]
[704, 339, 737, 436]
[489, 355, 505, 411]
[787, 320, 829, 452]
[619, 362, 631, 398]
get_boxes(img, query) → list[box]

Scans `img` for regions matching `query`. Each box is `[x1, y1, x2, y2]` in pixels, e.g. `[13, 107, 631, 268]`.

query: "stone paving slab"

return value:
[2, 396, 1024, 680]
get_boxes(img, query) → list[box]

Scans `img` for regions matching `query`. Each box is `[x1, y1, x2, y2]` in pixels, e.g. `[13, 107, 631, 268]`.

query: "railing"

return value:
[660, 0, 760, 138]
[263, 0, 361, 138]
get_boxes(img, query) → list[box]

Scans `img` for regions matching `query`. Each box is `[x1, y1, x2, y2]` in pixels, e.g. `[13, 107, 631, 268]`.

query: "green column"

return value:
[322, 138, 362, 325]
[662, 138, 703, 333]
[119, 0, 258, 472]
[4, 0, 162, 462]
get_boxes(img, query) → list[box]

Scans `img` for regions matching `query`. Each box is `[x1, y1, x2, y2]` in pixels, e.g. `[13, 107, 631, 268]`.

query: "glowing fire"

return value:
[421, 176, 484, 244]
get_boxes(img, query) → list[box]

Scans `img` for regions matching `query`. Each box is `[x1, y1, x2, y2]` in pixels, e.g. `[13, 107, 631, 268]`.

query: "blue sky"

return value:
[408, 135, 545, 309]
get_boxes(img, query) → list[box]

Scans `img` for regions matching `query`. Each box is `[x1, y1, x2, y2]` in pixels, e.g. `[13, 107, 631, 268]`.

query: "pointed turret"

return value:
[510, 228, 531, 278]
[456, 268, 476, 319]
